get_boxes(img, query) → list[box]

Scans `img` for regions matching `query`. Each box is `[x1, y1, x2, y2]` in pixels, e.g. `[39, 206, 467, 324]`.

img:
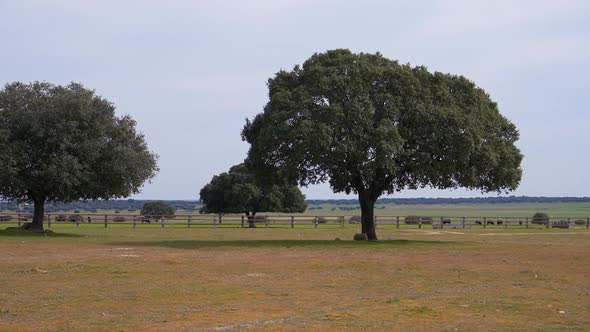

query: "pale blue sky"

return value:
[1, 0, 589, 199]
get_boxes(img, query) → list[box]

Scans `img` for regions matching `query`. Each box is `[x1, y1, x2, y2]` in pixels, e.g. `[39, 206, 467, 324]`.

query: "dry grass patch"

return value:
[0, 225, 589, 331]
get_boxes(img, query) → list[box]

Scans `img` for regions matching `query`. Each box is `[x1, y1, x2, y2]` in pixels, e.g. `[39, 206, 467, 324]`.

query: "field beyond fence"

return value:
[1, 212, 588, 230]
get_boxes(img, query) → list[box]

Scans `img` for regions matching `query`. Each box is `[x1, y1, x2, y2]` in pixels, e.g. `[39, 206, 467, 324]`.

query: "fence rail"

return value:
[0, 212, 589, 230]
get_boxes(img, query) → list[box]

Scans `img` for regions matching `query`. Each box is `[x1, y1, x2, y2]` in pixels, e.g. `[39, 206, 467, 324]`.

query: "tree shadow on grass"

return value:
[115, 239, 456, 250]
[0, 228, 84, 238]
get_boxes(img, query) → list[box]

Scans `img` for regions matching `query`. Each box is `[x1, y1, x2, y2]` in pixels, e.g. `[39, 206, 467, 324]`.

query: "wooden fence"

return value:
[0, 212, 589, 230]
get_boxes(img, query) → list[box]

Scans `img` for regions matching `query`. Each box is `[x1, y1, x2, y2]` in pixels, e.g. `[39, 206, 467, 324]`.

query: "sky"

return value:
[1, 0, 589, 200]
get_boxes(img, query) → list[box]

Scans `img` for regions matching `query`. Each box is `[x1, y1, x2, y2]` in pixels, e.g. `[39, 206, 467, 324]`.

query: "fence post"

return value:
[396, 216, 399, 229]
[104, 215, 108, 228]
[374, 216, 377, 229]
[440, 217, 444, 229]
[265, 218, 269, 228]
[314, 218, 318, 229]
[567, 217, 571, 227]
[188, 215, 192, 228]
[76, 216, 80, 228]
[341, 216, 345, 228]
[161, 218, 165, 228]
[418, 220, 422, 229]
[526, 217, 529, 229]
[241, 215, 244, 228]
[483, 217, 487, 229]
[291, 216, 294, 229]
[586, 218, 589, 230]
[219, 215, 223, 225]
[546, 218, 550, 229]
[47, 214, 51, 229]
[17, 214, 21, 227]
[462, 216, 465, 229]
[133, 216, 137, 228]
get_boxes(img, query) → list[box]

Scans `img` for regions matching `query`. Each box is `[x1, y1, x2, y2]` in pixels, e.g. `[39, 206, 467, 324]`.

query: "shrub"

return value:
[420, 217, 433, 225]
[113, 216, 126, 222]
[404, 215, 420, 224]
[353, 233, 368, 241]
[531, 212, 549, 225]
[348, 216, 361, 224]
[574, 219, 587, 225]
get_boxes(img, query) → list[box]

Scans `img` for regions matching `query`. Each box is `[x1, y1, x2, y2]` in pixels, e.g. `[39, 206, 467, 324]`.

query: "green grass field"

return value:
[1, 223, 589, 331]
[305, 202, 590, 218]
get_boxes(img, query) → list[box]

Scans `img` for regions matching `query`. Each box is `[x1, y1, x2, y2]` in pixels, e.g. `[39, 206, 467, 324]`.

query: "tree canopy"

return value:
[0, 81, 159, 230]
[199, 163, 307, 225]
[242, 49, 523, 240]
[141, 201, 175, 219]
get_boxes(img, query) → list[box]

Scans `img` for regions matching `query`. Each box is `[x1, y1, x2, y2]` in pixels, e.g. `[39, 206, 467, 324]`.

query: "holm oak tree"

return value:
[0, 82, 159, 231]
[242, 49, 522, 240]
[199, 163, 307, 227]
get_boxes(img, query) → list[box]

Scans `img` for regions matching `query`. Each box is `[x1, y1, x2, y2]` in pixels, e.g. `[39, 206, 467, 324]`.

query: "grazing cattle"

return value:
[552, 220, 570, 229]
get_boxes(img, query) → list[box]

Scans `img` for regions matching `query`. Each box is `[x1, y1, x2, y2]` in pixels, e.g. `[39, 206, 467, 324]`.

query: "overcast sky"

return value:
[1, 0, 589, 199]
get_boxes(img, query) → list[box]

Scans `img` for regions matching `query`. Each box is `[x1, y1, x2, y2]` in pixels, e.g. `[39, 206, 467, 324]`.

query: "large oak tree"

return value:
[199, 163, 307, 227]
[0, 82, 159, 231]
[242, 49, 522, 240]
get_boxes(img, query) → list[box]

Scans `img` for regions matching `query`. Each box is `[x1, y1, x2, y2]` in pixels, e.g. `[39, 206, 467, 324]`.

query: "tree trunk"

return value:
[30, 198, 46, 231]
[358, 191, 377, 240]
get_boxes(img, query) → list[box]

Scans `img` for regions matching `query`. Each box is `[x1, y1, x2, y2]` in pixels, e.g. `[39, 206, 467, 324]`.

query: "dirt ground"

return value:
[0, 225, 589, 331]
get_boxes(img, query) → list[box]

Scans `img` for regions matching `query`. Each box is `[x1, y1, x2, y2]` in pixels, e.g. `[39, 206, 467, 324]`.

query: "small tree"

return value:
[0, 82, 159, 231]
[532, 212, 549, 225]
[141, 201, 175, 220]
[199, 163, 307, 227]
[242, 49, 523, 240]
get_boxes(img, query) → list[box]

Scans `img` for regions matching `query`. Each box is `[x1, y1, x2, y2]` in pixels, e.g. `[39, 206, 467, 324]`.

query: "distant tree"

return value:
[0, 82, 159, 231]
[242, 49, 522, 240]
[199, 163, 307, 227]
[141, 201, 175, 219]
[531, 212, 549, 225]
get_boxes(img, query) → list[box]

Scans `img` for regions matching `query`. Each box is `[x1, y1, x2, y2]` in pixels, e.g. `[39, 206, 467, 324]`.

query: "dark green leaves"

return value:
[243, 49, 523, 199]
[141, 201, 175, 217]
[0, 81, 159, 203]
[199, 163, 307, 214]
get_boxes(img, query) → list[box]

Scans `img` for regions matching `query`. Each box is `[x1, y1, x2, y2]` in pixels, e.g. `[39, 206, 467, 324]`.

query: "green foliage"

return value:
[532, 212, 549, 224]
[199, 163, 307, 215]
[243, 49, 522, 196]
[242, 49, 523, 239]
[0, 82, 159, 228]
[532, 212, 549, 221]
[404, 215, 420, 224]
[141, 201, 175, 217]
[353, 233, 368, 241]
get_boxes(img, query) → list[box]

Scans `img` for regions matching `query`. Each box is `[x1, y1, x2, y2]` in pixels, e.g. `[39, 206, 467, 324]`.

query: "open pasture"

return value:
[1, 224, 589, 331]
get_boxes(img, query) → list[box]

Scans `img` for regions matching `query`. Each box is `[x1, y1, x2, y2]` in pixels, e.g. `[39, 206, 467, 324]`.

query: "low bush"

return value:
[348, 216, 361, 224]
[404, 215, 420, 224]
[531, 212, 549, 225]
[353, 233, 368, 241]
